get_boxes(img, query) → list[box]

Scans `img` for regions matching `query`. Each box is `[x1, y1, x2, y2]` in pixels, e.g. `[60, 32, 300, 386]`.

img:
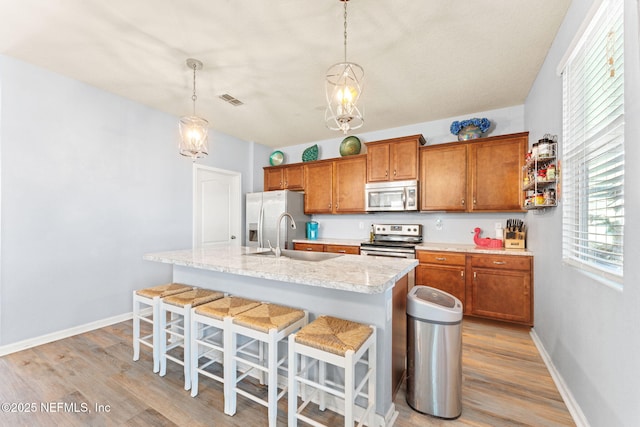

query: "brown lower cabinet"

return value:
[416, 250, 533, 326]
[293, 242, 360, 255]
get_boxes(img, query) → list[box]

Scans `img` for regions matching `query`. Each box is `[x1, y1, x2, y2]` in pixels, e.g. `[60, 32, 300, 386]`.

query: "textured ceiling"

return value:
[0, 0, 570, 148]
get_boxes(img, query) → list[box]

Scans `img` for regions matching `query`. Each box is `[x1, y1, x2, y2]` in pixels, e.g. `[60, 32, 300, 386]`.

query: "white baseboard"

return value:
[0, 312, 134, 357]
[529, 328, 590, 427]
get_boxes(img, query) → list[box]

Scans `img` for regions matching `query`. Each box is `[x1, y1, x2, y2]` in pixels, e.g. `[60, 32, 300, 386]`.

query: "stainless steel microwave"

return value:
[365, 180, 418, 212]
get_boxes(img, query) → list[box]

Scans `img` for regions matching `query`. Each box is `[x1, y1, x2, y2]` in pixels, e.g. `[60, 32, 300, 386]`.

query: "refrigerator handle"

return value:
[258, 205, 264, 248]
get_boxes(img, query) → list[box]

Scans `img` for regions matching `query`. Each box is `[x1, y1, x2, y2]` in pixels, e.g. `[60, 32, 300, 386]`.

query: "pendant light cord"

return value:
[343, 0, 348, 63]
[191, 63, 198, 115]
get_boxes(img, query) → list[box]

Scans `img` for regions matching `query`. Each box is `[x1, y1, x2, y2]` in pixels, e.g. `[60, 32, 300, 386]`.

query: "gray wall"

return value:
[525, 0, 640, 426]
[0, 55, 263, 346]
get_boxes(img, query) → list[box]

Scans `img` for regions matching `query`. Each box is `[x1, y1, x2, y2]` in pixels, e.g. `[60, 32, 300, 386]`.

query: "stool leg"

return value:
[159, 303, 168, 377]
[152, 296, 161, 373]
[318, 360, 326, 411]
[367, 335, 377, 427]
[224, 317, 236, 416]
[288, 334, 298, 427]
[190, 310, 200, 397]
[132, 293, 141, 362]
[267, 329, 278, 427]
[344, 350, 355, 427]
[183, 304, 192, 391]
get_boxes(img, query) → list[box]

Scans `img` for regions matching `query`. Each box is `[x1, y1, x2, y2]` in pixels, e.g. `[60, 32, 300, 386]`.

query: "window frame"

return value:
[559, 0, 625, 288]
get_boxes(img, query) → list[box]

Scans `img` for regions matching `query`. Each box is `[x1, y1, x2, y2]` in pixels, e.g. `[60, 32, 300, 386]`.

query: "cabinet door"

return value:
[284, 165, 305, 190]
[264, 168, 283, 191]
[468, 135, 527, 211]
[366, 143, 391, 182]
[470, 267, 532, 325]
[391, 138, 419, 181]
[416, 264, 466, 308]
[304, 162, 334, 214]
[420, 144, 467, 211]
[334, 156, 367, 213]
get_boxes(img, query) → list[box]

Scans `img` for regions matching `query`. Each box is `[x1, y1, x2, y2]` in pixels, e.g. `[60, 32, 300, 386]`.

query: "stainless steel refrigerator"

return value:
[245, 190, 310, 250]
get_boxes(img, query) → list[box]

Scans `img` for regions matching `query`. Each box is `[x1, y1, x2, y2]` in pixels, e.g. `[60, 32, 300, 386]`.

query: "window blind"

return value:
[561, 0, 624, 281]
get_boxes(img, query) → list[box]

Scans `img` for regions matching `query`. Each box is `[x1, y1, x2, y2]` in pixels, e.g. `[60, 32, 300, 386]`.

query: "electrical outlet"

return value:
[495, 222, 502, 229]
[359, 222, 364, 230]
[435, 218, 443, 230]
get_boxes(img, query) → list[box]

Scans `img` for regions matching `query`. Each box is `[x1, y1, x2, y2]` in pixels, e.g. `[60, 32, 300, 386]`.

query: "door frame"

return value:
[192, 164, 242, 248]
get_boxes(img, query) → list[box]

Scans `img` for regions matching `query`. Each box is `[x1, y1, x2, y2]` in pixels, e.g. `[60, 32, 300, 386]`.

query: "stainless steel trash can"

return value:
[406, 285, 463, 418]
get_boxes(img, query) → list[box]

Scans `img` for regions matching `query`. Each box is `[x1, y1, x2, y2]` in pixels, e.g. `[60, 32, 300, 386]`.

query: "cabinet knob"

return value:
[393, 169, 397, 176]
[306, 248, 313, 251]
[493, 261, 507, 265]
[435, 257, 446, 261]
[385, 170, 388, 177]
[460, 270, 464, 278]
[461, 199, 465, 206]
[473, 198, 477, 205]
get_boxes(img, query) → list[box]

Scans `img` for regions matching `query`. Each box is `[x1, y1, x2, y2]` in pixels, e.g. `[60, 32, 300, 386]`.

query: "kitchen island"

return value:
[143, 245, 417, 426]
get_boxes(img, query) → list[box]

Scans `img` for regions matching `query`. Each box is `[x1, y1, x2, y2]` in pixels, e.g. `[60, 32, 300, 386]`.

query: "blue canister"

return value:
[306, 221, 318, 240]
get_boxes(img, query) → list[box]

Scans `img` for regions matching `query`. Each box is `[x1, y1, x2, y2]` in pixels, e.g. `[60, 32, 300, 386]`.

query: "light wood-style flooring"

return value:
[0, 317, 574, 426]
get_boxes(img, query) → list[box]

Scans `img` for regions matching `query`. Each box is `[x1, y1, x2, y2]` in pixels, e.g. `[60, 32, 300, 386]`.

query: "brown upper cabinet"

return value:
[304, 155, 367, 214]
[420, 132, 528, 212]
[264, 164, 305, 191]
[366, 134, 425, 183]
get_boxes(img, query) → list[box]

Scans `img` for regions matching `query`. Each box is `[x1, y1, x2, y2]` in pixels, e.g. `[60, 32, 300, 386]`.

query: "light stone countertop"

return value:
[416, 242, 533, 256]
[143, 245, 417, 294]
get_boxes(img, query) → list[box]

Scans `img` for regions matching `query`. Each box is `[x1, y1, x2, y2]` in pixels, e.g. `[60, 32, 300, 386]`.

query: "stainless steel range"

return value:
[360, 223, 423, 259]
[360, 224, 422, 289]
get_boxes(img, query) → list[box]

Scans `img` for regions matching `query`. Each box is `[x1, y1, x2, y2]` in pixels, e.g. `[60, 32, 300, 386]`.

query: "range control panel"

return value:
[372, 224, 422, 237]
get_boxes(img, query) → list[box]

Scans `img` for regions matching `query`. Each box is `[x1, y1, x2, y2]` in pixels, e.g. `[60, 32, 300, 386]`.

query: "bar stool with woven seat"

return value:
[226, 303, 308, 427]
[158, 288, 224, 390]
[132, 282, 194, 373]
[288, 315, 376, 427]
[189, 296, 262, 410]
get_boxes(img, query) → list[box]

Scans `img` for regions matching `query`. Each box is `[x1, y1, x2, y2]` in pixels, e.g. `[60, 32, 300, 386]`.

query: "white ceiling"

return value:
[0, 0, 570, 148]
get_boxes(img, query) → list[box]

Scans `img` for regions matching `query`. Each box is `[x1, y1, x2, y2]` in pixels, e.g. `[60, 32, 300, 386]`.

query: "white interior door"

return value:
[193, 164, 241, 248]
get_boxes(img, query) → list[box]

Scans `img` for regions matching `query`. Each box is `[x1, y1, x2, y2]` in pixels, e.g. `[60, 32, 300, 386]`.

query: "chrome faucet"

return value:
[275, 212, 297, 257]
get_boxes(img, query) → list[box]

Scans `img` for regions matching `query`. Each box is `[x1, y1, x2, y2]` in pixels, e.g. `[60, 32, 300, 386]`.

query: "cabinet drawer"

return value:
[325, 244, 360, 255]
[293, 243, 325, 252]
[469, 254, 531, 271]
[417, 251, 466, 266]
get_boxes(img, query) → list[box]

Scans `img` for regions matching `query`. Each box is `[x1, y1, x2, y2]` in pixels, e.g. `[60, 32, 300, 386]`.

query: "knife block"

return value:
[504, 229, 526, 249]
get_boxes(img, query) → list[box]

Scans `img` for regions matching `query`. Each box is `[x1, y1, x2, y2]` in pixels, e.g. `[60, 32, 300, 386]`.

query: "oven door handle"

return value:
[361, 249, 414, 259]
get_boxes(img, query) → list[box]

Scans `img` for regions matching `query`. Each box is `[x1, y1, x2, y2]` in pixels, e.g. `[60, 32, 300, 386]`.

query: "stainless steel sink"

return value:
[245, 249, 343, 262]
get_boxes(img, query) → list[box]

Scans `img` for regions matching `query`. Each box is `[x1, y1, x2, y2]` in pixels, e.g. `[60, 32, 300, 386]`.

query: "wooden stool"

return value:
[132, 283, 193, 372]
[288, 315, 376, 427]
[227, 303, 308, 427]
[158, 288, 224, 390]
[189, 296, 261, 410]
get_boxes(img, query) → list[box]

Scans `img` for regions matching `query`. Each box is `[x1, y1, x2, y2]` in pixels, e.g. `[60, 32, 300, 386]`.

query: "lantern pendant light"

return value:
[325, 0, 364, 134]
[179, 58, 209, 159]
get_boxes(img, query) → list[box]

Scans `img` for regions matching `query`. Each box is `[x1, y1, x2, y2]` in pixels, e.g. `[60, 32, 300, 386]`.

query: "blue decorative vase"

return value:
[457, 125, 482, 141]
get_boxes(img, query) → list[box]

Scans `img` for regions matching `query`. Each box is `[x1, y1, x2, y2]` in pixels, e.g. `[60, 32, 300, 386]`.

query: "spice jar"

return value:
[538, 138, 551, 158]
[547, 164, 556, 180]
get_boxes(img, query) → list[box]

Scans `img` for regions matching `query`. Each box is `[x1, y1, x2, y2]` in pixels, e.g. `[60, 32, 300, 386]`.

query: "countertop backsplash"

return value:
[310, 212, 527, 246]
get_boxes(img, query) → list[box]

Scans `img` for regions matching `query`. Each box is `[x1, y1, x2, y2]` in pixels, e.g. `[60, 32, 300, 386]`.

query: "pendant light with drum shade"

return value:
[179, 58, 208, 159]
[324, 0, 364, 134]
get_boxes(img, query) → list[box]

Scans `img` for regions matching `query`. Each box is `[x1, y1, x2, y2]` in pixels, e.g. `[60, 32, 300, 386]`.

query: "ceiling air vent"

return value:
[219, 93, 244, 106]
